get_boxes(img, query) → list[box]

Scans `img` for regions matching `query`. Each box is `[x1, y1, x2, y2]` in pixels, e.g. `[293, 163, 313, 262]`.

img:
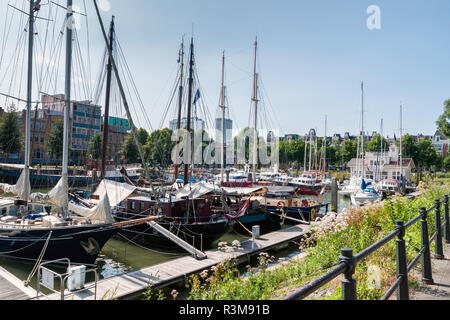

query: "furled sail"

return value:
[69, 193, 115, 223]
[0, 167, 31, 200]
[14, 167, 31, 200]
[47, 174, 69, 208]
[91, 179, 137, 207]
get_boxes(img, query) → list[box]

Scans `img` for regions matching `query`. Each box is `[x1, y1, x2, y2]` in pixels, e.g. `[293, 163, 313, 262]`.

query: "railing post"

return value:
[420, 207, 434, 284]
[395, 220, 409, 300]
[434, 200, 445, 260]
[339, 248, 357, 300]
[444, 195, 450, 244]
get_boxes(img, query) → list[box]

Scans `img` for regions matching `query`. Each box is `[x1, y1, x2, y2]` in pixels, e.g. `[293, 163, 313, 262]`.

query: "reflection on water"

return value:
[0, 193, 352, 294]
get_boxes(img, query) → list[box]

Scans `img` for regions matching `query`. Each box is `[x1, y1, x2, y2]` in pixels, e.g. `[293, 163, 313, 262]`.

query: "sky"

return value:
[0, 0, 449, 138]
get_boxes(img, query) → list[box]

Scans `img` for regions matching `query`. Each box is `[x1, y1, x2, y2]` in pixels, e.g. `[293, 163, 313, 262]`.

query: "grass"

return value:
[147, 177, 449, 301]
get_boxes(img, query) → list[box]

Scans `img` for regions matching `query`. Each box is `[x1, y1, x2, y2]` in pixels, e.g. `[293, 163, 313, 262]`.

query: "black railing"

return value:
[285, 194, 450, 300]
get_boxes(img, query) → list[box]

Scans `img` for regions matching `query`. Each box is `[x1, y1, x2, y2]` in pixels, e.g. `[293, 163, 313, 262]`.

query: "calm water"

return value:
[0, 192, 352, 293]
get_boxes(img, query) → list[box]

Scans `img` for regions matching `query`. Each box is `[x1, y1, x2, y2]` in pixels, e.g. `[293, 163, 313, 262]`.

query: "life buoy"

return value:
[310, 208, 316, 221]
[277, 201, 286, 209]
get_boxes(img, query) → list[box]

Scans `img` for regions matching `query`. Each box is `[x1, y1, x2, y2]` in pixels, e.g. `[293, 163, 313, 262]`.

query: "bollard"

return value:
[395, 221, 409, 300]
[434, 200, 444, 260]
[339, 248, 357, 300]
[252, 225, 260, 250]
[420, 207, 434, 284]
[444, 196, 450, 244]
[331, 178, 338, 213]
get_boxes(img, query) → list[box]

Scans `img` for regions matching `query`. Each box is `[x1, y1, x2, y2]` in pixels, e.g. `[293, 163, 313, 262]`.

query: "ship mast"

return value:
[400, 104, 403, 187]
[252, 37, 258, 182]
[101, 16, 115, 179]
[220, 51, 226, 184]
[184, 37, 195, 186]
[360, 81, 365, 180]
[323, 116, 327, 176]
[93, 0, 157, 196]
[174, 39, 184, 182]
[61, 0, 74, 217]
[23, 0, 38, 202]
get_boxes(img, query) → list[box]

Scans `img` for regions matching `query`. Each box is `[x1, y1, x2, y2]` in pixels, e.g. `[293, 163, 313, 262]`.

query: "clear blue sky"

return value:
[1, 0, 449, 138]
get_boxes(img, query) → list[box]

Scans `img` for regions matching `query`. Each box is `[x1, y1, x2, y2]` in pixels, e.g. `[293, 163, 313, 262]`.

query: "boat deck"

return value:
[42, 223, 314, 300]
[0, 266, 36, 300]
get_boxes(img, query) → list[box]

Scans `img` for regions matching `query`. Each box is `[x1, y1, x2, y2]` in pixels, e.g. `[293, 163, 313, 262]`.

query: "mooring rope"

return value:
[116, 233, 184, 257]
[24, 231, 53, 287]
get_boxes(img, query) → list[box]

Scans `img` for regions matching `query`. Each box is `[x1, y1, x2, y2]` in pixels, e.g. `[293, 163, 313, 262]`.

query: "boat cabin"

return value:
[126, 196, 213, 220]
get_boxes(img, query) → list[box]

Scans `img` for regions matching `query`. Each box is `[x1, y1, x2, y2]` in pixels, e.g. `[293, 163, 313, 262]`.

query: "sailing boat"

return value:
[350, 82, 380, 205]
[0, 1, 156, 266]
[109, 37, 231, 250]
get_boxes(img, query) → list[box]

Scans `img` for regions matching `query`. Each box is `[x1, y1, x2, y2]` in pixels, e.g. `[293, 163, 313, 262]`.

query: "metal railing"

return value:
[285, 194, 450, 300]
[37, 258, 98, 300]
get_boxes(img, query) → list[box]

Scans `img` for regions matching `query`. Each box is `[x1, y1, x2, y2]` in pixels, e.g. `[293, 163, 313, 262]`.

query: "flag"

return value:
[224, 198, 250, 220]
[193, 89, 201, 105]
[319, 185, 327, 196]
[394, 134, 397, 142]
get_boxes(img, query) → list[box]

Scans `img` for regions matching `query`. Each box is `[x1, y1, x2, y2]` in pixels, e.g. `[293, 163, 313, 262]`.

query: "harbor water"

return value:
[0, 191, 352, 295]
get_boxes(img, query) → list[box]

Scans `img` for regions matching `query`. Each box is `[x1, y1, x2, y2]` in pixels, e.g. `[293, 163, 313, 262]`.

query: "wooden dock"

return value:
[0, 267, 36, 300]
[43, 223, 314, 300]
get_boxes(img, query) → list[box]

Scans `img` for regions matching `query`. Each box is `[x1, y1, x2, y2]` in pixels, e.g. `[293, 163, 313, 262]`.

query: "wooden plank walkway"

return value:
[0, 267, 36, 300]
[43, 223, 313, 300]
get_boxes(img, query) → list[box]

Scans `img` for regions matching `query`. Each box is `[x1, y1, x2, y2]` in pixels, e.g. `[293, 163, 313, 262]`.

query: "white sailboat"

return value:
[350, 82, 380, 205]
[0, 1, 156, 266]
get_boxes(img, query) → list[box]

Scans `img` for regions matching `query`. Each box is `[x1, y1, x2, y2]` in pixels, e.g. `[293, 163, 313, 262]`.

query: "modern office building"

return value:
[169, 116, 206, 132]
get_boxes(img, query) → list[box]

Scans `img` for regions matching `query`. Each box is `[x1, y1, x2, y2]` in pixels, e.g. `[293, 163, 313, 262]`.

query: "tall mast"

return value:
[360, 81, 365, 180]
[173, 39, 184, 182]
[308, 131, 312, 171]
[184, 37, 194, 186]
[324, 116, 327, 176]
[400, 104, 403, 182]
[303, 133, 307, 172]
[93, 0, 157, 196]
[314, 133, 318, 172]
[379, 118, 384, 182]
[101, 16, 115, 179]
[24, 0, 36, 202]
[252, 37, 258, 182]
[220, 51, 226, 184]
[61, 0, 74, 217]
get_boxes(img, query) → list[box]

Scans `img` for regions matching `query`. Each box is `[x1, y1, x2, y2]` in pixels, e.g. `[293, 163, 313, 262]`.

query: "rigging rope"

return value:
[24, 230, 53, 287]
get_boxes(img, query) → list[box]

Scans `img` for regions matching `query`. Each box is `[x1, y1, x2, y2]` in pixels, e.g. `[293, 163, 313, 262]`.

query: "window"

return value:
[131, 201, 135, 210]
[140, 202, 145, 212]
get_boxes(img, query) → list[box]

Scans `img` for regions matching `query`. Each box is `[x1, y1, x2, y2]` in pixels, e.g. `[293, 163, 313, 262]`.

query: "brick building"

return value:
[18, 108, 65, 164]
[102, 116, 130, 163]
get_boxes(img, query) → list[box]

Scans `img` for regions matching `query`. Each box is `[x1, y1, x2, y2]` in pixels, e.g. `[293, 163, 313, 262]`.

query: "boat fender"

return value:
[311, 208, 316, 221]
[277, 201, 286, 209]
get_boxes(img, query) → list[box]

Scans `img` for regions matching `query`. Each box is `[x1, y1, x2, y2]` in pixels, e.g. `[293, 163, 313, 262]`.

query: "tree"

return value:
[436, 99, 450, 139]
[341, 139, 358, 163]
[327, 140, 342, 166]
[0, 107, 22, 158]
[367, 134, 389, 153]
[400, 134, 420, 165]
[137, 128, 149, 146]
[417, 139, 440, 169]
[46, 119, 64, 161]
[444, 155, 450, 170]
[144, 128, 175, 165]
[87, 133, 102, 161]
[120, 134, 140, 164]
